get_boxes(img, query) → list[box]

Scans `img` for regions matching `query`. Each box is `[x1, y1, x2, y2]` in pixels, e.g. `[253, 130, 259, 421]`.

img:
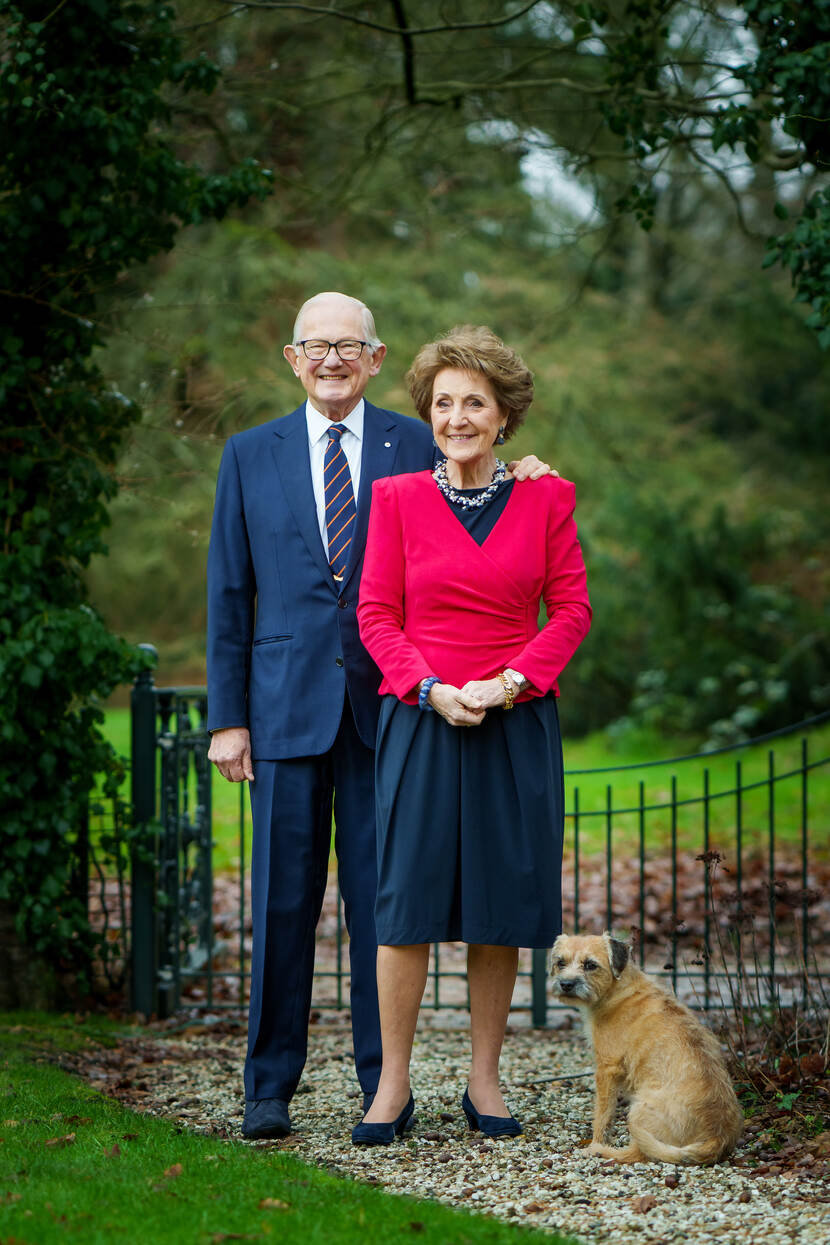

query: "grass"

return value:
[561, 719, 830, 860]
[0, 1013, 573, 1245]
[99, 709, 830, 870]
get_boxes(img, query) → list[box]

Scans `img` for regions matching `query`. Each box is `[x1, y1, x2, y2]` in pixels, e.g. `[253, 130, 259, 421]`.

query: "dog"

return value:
[550, 932, 743, 1165]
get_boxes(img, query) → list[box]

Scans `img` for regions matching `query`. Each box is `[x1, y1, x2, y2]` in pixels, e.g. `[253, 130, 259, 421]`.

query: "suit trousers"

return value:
[244, 699, 381, 1102]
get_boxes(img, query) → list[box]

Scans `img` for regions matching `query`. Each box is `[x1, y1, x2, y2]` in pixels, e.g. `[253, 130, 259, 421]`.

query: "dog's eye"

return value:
[554, 958, 566, 969]
[583, 959, 598, 971]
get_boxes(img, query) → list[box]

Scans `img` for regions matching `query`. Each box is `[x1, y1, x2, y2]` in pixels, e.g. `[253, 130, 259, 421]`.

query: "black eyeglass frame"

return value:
[295, 338, 370, 361]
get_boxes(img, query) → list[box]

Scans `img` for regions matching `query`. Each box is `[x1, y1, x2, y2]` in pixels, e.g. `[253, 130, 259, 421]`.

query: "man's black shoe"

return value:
[241, 1098, 291, 1139]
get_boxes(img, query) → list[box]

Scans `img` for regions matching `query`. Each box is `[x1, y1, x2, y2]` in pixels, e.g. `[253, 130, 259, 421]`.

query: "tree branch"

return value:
[216, 0, 545, 37]
[388, 0, 415, 106]
[685, 144, 766, 241]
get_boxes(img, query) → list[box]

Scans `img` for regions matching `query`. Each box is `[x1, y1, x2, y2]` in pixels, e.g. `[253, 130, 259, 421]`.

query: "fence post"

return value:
[531, 948, 548, 1026]
[130, 646, 158, 1015]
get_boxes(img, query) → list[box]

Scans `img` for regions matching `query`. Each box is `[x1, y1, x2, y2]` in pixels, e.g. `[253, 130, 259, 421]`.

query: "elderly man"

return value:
[207, 292, 549, 1139]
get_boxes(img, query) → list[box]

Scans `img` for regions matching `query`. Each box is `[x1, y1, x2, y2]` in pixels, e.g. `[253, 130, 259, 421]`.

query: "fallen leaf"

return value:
[665, 1172, 680, 1189]
[122, 1132, 139, 1141]
[163, 1163, 183, 1180]
[105, 1143, 121, 1158]
[523, 1202, 548, 1213]
[738, 1190, 751, 1203]
[808, 1131, 830, 1156]
[258, 1198, 290, 1211]
[632, 1194, 658, 1213]
[44, 1133, 76, 1149]
[799, 1053, 826, 1077]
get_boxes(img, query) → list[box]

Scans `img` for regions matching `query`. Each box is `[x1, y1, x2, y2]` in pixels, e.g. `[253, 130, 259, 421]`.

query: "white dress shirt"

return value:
[306, 399, 364, 553]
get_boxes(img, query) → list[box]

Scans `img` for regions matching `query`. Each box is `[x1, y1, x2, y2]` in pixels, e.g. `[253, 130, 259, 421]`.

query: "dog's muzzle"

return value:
[553, 975, 590, 1000]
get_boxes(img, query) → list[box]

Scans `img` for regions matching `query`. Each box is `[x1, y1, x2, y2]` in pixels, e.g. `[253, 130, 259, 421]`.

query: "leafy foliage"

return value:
[607, 502, 830, 746]
[216, 0, 830, 338]
[596, 0, 830, 338]
[0, 0, 270, 985]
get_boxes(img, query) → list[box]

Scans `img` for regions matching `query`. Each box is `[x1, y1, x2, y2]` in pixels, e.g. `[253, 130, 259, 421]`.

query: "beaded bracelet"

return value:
[418, 676, 442, 711]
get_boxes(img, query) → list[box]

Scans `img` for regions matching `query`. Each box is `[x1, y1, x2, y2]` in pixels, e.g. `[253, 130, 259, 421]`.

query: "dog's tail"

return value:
[630, 1125, 737, 1166]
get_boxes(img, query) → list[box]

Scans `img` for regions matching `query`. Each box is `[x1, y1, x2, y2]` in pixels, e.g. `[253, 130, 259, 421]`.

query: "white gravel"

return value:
[93, 1016, 830, 1244]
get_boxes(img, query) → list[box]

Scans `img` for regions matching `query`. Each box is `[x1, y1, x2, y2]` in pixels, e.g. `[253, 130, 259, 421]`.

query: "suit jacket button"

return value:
[335, 656, 344, 667]
[337, 597, 347, 609]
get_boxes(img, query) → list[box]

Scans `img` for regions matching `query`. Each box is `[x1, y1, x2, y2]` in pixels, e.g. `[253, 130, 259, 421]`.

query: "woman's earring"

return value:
[496, 426, 505, 445]
[432, 436, 438, 448]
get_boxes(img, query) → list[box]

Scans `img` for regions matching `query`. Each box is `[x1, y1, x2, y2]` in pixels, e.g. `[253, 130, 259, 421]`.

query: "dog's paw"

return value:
[587, 1141, 608, 1157]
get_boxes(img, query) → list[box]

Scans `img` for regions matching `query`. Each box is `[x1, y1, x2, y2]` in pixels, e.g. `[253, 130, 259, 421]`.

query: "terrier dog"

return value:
[550, 932, 743, 1165]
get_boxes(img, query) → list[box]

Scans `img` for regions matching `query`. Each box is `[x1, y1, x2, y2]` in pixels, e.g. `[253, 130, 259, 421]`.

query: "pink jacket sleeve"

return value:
[357, 478, 435, 698]
[503, 480, 592, 692]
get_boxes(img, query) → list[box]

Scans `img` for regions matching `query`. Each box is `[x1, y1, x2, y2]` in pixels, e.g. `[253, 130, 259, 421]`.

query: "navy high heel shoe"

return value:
[461, 1088, 522, 1138]
[351, 1092, 415, 1146]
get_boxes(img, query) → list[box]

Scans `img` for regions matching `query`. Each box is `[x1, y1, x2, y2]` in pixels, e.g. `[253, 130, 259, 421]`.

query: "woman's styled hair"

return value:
[405, 325, 534, 440]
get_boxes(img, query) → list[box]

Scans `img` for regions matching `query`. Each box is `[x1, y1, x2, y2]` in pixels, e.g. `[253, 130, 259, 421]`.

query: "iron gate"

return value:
[128, 659, 830, 1022]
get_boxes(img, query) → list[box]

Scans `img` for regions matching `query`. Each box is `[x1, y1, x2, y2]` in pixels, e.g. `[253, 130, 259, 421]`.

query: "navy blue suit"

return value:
[207, 400, 434, 1101]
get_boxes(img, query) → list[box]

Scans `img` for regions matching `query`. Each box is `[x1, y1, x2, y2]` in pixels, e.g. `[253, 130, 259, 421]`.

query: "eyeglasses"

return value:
[295, 338, 369, 361]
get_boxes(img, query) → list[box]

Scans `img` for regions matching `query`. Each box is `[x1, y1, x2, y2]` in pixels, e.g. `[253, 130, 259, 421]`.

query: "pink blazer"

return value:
[357, 471, 591, 704]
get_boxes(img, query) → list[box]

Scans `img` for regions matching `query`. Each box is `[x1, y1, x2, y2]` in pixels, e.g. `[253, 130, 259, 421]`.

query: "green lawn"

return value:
[0, 1013, 572, 1245]
[99, 708, 830, 869]
[562, 719, 830, 860]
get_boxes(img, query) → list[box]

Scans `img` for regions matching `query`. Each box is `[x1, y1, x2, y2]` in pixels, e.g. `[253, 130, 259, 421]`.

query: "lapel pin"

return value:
[384, 441, 391, 448]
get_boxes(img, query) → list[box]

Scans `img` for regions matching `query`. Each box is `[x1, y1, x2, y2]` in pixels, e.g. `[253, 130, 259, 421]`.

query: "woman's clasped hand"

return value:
[425, 677, 504, 723]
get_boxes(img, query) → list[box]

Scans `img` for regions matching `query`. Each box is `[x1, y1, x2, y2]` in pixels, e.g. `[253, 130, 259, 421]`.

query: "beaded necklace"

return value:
[432, 457, 507, 510]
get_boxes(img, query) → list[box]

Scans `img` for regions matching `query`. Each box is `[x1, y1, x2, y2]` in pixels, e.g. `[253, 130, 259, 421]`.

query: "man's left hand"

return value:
[507, 454, 558, 480]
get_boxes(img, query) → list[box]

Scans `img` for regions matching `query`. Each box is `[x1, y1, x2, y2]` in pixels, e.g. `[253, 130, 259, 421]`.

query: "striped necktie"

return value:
[324, 424, 357, 582]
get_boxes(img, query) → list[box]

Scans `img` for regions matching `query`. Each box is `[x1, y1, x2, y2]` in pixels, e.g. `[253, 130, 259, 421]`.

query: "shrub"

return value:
[0, 0, 270, 995]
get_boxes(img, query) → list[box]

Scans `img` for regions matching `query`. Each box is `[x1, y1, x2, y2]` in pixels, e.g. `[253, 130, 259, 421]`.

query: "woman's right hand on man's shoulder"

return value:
[428, 682, 487, 727]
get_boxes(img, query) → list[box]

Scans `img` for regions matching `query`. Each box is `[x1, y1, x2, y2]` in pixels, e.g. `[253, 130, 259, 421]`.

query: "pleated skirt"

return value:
[373, 694, 564, 949]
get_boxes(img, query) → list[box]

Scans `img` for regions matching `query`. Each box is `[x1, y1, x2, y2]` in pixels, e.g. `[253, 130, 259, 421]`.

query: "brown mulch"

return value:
[87, 849, 830, 1013]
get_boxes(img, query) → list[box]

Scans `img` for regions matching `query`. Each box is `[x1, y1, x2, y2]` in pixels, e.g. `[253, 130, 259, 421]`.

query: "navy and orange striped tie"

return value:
[324, 425, 357, 582]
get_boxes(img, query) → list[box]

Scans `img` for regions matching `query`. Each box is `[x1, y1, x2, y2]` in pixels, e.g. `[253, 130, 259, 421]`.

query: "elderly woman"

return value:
[354, 326, 591, 1145]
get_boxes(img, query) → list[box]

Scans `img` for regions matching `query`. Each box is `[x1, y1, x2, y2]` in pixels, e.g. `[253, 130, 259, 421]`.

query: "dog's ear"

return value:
[549, 935, 567, 972]
[603, 932, 629, 978]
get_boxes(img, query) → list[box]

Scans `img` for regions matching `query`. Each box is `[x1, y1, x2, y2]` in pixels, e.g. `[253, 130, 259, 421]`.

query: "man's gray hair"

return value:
[292, 292, 382, 351]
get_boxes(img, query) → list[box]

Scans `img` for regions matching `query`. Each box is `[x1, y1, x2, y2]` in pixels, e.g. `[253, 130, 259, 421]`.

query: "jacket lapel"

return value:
[271, 405, 335, 590]
[341, 402, 401, 593]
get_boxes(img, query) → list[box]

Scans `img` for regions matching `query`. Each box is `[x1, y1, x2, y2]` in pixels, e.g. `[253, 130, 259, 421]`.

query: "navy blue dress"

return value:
[373, 480, 565, 949]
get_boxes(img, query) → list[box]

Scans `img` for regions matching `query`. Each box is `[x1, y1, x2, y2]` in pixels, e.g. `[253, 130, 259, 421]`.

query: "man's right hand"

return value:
[208, 727, 254, 782]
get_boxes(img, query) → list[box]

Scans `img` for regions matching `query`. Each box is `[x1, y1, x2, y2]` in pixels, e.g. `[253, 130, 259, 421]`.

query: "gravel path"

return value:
[81, 1014, 830, 1244]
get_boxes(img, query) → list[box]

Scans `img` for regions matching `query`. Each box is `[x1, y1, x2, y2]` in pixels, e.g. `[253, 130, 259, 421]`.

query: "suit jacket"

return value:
[206, 401, 435, 757]
[357, 471, 591, 702]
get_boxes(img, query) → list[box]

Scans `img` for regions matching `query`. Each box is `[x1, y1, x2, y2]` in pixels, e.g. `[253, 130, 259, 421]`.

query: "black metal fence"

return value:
[126, 664, 830, 1024]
